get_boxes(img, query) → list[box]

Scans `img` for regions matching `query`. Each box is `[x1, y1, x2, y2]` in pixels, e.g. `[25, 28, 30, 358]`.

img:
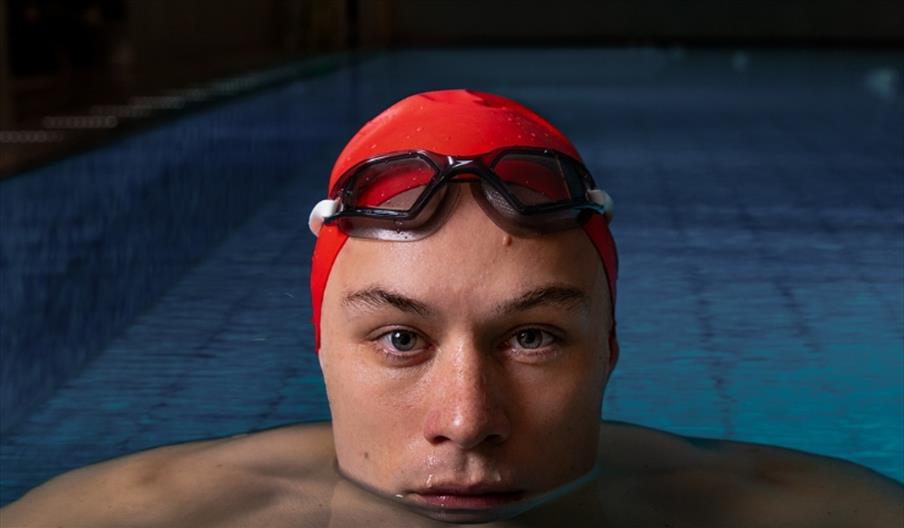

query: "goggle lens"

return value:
[350, 156, 435, 209]
[491, 152, 574, 206]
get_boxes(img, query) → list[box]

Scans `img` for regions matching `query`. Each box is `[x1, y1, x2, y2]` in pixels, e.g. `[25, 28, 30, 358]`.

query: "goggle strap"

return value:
[309, 188, 615, 237]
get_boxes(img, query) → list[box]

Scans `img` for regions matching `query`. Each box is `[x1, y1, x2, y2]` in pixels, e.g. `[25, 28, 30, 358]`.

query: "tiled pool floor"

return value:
[2, 48, 902, 504]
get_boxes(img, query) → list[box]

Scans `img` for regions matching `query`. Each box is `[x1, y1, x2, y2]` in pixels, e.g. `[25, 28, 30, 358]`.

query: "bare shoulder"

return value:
[712, 433, 904, 527]
[0, 422, 336, 528]
[598, 420, 904, 527]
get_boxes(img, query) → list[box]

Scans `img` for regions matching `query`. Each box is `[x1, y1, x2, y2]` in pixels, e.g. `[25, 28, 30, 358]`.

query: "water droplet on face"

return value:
[426, 473, 434, 488]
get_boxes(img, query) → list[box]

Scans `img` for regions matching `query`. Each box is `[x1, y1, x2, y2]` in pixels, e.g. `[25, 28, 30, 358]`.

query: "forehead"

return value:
[325, 191, 608, 313]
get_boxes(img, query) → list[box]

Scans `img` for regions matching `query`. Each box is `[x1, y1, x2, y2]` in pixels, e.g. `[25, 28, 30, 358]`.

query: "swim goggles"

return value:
[308, 147, 614, 241]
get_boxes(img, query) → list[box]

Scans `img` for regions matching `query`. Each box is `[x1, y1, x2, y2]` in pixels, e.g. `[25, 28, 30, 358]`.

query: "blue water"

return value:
[1, 48, 902, 505]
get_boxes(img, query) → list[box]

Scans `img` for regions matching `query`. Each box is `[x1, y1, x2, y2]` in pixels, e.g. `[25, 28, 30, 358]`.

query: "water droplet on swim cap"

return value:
[325, 89, 583, 194]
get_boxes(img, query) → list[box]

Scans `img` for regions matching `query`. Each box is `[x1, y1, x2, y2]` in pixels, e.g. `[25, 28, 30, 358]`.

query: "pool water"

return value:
[1, 48, 902, 505]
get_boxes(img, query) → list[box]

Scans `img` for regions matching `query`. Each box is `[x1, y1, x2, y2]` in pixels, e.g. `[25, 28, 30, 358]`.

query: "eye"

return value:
[377, 329, 426, 354]
[508, 328, 557, 351]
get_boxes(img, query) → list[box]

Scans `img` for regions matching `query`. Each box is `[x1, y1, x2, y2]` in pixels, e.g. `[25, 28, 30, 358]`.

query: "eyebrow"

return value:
[342, 287, 434, 317]
[493, 285, 589, 315]
[341, 284, 588, 318]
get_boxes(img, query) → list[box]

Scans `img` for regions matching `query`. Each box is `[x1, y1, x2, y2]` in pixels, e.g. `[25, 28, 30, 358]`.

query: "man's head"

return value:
[309, 89, 619, 521]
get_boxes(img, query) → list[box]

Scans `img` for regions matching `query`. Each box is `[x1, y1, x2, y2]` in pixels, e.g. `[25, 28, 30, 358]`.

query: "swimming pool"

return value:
[1, 47, 902, 505]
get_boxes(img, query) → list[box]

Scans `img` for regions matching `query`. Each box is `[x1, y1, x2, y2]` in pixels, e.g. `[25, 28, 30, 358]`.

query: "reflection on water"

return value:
[307, 457, 608, 527]
[332, 456, 603, 525]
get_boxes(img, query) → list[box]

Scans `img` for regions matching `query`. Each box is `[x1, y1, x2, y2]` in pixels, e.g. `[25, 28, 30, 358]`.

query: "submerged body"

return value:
[2, 420, 901, 527]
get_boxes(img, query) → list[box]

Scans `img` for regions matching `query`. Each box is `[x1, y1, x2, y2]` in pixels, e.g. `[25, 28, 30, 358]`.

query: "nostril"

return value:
[423, 409, 511, 450]
[427, 433, 451, 446]
[484, 432, 506, 446]
[426, 431, 505, 449]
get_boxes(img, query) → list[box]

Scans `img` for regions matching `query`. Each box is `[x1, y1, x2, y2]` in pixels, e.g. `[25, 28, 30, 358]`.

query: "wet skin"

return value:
[318, 186, 614, 523]
[2, 190, 902, 526]
[2, 421, 902, 527]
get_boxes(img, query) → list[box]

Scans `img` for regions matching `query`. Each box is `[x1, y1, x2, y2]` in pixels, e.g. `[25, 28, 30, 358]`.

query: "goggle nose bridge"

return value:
[435, 160, 511, 196]
[443, 156, 485, 176]
[426, 156, 494, 188]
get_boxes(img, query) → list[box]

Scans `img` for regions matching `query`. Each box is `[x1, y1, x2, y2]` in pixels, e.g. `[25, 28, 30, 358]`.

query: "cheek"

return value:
[322, 346, 424, 454]
[511, 354, 605, 438]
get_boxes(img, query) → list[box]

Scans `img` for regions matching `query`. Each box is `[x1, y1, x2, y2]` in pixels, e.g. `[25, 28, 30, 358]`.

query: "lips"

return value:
[410, 485, 525, 509]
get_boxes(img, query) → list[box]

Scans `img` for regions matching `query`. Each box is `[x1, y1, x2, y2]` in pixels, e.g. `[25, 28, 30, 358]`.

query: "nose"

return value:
[422, 343, 512, 450]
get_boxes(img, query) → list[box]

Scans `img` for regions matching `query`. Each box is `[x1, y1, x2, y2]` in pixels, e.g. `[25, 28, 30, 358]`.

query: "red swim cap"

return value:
[311, 89, 618, 361]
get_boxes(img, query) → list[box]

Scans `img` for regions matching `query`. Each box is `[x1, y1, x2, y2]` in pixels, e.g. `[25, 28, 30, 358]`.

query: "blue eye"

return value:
[390, 330, 416, 351]
[510, 328, 556, 350]
[379, 329, 424, 353]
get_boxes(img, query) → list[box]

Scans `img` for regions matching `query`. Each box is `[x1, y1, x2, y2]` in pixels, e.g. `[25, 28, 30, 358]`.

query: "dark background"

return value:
[2, 1, 903, 150]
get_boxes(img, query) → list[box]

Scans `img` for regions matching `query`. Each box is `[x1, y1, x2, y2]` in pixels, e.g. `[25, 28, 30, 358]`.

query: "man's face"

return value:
[319, 187, 615, 521]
